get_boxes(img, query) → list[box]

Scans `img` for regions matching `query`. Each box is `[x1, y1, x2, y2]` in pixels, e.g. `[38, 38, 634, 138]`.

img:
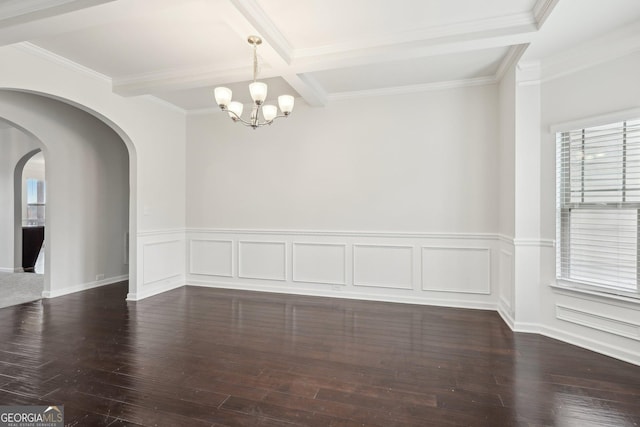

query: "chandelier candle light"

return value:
[214, 35, 294, 129]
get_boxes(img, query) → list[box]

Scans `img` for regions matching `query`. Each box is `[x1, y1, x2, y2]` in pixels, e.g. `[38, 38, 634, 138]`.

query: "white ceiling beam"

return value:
[0, 0, 192, 48]
[539, 19, 640, 83]
[113, 22, 538, 97]
[533, 0, 560, 29]
[226, 0, 330, 107]
[228, 0, 292, 65]
[293, 11, 536, 58]
[0, 0, 114, 29]
[291, 25, 537, 73]
[281, 73, 327, 107]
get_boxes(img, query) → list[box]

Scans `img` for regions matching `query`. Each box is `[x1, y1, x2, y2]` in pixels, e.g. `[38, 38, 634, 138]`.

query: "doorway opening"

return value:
[21, 151, 46, 274]
[0, 125, 45, 308]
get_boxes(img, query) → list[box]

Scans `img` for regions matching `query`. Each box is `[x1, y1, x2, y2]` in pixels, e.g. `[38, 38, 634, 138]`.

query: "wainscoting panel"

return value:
[238, 241, 287, 281]
[353, 244, 413, 289]
[556, 303, 640, 341]
[421, 247, 490, 294]
[293, 243, 346, 285]
[186, 229, 500, 310]
[143, 239, 182, 285]
[129, 230, 186, 301]
[190, 239, 233, 277]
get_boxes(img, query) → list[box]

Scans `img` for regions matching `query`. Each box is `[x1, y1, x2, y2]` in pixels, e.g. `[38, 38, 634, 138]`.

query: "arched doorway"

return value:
[0, 126, 46, 307]
[0, 90, 134, 301]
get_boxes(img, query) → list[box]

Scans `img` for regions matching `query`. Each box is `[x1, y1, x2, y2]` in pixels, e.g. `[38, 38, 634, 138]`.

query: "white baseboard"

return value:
[512, 321, 542, 334]
[497, 300, 515, 330]
[42, 274, 128, 299]
[127, 277, 184, 301]
[186, 279, 497, 311]
[541, 325, 640, 367]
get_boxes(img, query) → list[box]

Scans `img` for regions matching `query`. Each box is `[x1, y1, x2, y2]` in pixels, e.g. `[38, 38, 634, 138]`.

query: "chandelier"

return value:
[214, 36, 294, 129]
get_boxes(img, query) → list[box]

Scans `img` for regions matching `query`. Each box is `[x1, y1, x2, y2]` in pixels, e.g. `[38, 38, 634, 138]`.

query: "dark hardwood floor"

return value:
[0, 283, 639, 426]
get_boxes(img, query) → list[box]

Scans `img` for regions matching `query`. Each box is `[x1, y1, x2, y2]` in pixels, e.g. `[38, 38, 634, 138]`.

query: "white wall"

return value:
[0, 126, 40, 271]
[538, 51, 640, 365]
[188, 85, 499, 232]
[0, 91, 129, 296]
[185, 85, 502, 308]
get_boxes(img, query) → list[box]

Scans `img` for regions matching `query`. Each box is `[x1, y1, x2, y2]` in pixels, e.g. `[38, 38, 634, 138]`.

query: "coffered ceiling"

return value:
[0, 0, 639, 113]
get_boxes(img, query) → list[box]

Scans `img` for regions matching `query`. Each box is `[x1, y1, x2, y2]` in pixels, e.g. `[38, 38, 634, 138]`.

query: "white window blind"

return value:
[556, 118, 640, 296]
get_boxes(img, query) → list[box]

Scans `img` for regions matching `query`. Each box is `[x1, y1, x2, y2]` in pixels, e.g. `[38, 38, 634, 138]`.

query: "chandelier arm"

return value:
[221, 106, 290, 129]
[223, 108, 272, 128]
[224, 108, 254, 127]
[264, 114, 290, 122]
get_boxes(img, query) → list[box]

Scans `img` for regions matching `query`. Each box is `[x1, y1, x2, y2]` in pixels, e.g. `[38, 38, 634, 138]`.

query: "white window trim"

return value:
[552, 107, 640, 301]
[552, 279, 640, 304]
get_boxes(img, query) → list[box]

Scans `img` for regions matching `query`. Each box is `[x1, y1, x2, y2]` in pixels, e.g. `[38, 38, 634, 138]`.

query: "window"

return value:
[26, 178, 46, 227]
[556, 118, 640, 297]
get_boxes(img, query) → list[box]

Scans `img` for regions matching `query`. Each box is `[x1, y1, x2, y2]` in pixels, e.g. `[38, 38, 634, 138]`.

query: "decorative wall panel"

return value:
[353, 244, 413, 289]
[238, 241, 286, 281]
[422, 247, 490, 294]
[293, 243, 346, 285]
[190, 239, 233, 277]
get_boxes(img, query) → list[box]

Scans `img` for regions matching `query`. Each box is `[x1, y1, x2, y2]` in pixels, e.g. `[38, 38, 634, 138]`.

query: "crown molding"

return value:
[112, 63, 249, 97]
[293, 12, 536, 59]
[327, 76, 497, 102]
[495, 44, 529, 80]
[540, 20, 640, 83]
[14, 41, 111, 83]
[532, 0, 560, 29]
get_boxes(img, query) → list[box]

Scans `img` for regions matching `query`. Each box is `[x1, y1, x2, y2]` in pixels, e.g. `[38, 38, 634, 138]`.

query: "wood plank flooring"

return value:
[0, 282, 639, 426]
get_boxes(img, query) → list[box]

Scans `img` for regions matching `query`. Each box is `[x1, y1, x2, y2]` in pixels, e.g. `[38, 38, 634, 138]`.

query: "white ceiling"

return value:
[0, 0, 639, 113]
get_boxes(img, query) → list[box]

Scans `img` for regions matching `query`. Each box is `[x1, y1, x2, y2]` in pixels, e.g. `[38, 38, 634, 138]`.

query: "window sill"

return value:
[551, 281, 640, 306]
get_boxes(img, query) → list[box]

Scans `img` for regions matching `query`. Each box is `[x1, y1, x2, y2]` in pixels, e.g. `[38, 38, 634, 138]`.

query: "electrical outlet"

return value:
[96, 274, 105, 281]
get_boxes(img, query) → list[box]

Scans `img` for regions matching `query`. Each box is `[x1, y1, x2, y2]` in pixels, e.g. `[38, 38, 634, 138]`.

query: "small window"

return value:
[556, 118, 640, 297]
